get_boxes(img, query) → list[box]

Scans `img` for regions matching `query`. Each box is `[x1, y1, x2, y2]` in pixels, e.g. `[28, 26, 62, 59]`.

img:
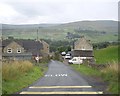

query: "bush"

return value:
[40, 55, 50, 63]
[53, 52, 60, 61]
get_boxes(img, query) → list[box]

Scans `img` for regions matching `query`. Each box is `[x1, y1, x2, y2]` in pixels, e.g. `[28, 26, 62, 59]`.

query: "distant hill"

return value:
[2, 24, 60, 29]
[2, 20, 118, 43]
[55, 20, 117, 32]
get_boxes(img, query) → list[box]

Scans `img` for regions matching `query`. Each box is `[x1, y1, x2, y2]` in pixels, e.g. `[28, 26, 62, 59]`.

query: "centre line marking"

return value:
[29, 86, 92, 89]
[20, 91, 103, 94]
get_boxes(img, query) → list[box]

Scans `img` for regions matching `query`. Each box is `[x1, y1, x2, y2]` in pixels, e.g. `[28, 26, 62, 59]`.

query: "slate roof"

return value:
[2, 39, 43, 56]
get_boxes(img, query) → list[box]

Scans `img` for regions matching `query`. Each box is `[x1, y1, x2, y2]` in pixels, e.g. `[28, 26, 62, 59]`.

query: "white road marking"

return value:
[64, 74, 67, 76]
[29, 86, 92, 89]
[44, 74, 68, 77]
[44, 75, 48, 77]
[55, 74, 58, 76]
[20, 91, 103, 94]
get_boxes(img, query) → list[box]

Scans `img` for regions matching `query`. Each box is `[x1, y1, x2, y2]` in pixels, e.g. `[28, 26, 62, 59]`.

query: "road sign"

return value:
[35, 56, 39, 61]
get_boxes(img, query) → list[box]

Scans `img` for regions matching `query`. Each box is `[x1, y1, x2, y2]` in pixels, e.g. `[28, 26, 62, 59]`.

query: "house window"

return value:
[7, 48, 12, 53]
[17, 48, 21, 53]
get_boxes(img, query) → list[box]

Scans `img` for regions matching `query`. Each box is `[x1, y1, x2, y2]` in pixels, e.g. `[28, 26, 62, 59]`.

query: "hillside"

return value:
[1, 24, 60, 29]
[54, 20, 117, 32]
[2, 20, 118, 42]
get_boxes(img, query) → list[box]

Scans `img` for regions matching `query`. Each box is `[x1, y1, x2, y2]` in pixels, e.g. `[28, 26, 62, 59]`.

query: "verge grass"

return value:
[71, 61, 119, 94]
[71, 64, 101, 76]
[2, 60, 47, 94]
[101, 62, 119, 94]
[2, 61, 33, 81]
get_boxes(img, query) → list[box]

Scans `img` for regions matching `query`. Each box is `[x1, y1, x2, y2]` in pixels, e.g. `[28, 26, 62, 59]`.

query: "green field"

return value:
[94, 46, 119, 64]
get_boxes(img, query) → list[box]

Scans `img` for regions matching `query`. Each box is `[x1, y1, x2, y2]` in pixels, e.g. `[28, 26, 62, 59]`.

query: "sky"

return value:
[0, 0, 119, 24]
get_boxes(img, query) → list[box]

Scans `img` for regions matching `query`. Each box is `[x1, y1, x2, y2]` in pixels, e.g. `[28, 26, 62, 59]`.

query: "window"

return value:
[17, 48, 21, 53]
[73, 59, 76, 61]
[7, 48, 12, 53]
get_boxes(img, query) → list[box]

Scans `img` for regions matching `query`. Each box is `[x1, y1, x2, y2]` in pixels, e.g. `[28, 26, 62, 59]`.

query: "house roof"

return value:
[2, 39, 13, 47]
[2, 39, 44, 56]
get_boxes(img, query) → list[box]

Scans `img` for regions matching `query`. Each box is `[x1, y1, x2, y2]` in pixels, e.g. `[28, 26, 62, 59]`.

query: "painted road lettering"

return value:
[44, 74, 68, 77]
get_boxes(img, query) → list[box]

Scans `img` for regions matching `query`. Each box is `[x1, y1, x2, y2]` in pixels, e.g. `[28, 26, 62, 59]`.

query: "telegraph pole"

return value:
[35, 28, 39, 63]
[37, 29, 38, 41]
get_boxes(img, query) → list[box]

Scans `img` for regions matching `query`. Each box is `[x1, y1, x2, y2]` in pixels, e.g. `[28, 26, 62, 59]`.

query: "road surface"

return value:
[20, 60, 103, 94]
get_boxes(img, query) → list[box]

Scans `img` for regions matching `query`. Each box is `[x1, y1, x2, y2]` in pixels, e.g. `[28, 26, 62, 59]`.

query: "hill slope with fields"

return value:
[2, 20, 118, 42]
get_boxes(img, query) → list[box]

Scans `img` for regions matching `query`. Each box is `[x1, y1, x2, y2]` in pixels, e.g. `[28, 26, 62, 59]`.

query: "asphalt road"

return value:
[20, 60, 103, 94]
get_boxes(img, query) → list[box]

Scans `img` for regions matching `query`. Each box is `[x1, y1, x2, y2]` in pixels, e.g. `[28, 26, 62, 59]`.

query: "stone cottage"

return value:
[72, 36, 94, 60]
[2, 39, 49, 60]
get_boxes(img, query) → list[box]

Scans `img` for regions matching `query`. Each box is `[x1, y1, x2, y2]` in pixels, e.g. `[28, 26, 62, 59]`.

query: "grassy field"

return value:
[2, 60, 48, 94]
[71, 45, 119, 94]
[94, 46, 119, 64]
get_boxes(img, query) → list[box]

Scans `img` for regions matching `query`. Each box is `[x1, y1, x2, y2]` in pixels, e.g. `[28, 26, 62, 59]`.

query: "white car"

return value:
[65, 54, 71, 59]
[68, 57, 83, 64]
[61, 52, 66, 56]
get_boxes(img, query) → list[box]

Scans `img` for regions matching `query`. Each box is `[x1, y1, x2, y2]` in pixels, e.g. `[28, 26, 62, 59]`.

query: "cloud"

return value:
[0, 0, 118, 24]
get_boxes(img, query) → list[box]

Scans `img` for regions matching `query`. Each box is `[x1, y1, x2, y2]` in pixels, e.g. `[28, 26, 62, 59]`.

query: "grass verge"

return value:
[71, 64, 101, 77]
[71, 61, 119, 94]
[101, 62, 119, 94]
[2, 60, 48, 94]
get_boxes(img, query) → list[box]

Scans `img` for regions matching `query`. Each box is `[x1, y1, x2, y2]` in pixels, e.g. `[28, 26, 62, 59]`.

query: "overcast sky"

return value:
[0, 0, 119, 24]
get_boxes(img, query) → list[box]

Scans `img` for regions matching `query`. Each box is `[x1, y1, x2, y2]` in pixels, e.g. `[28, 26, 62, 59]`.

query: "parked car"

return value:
[68, 57, 83, 64]
[61, 51, 66, 56]
[67, 51, 72, 55]
[65, 54, 71, 59]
